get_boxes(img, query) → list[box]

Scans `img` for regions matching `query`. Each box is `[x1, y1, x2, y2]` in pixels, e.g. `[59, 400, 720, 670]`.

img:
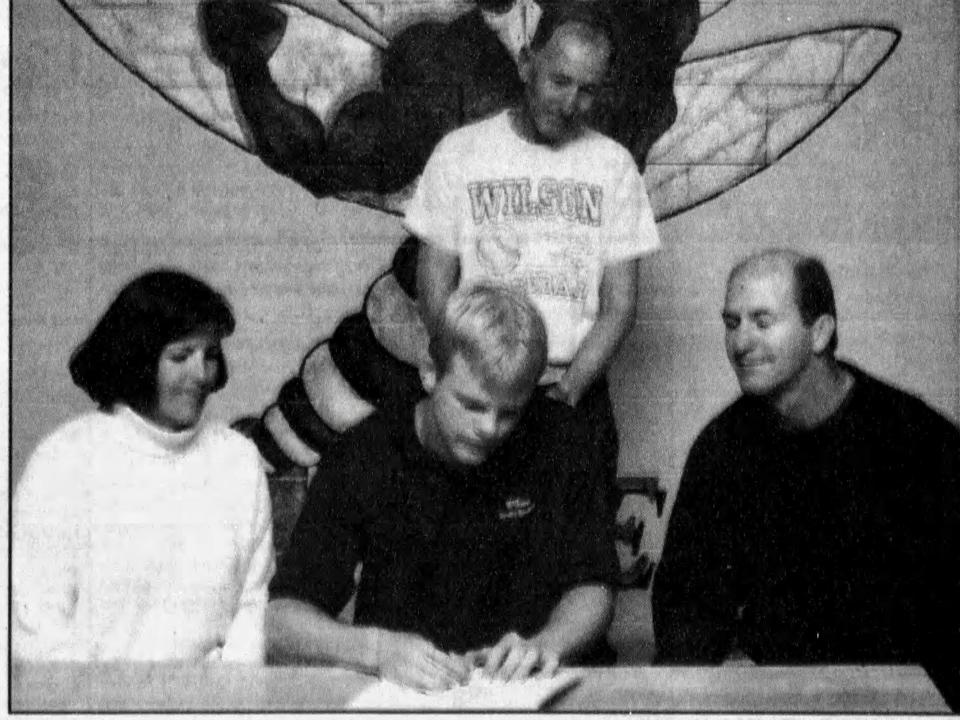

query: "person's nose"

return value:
[188, 351, 216, 387]
[728, 324, 756, 357]
[558, 87, 579, 117]
[476, 410, 501, 441]
[573, 90, 593, 117]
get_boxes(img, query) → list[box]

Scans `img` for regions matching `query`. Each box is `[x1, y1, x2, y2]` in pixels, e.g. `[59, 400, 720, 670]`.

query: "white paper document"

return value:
[347, 668, 584, 710]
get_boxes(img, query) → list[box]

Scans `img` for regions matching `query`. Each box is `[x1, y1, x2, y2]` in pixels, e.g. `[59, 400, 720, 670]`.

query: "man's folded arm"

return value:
[267, 596, 470, 690]
[531, 582, 614, 662]
[557, 258, 638, 407]
[266, 596, 377, 669]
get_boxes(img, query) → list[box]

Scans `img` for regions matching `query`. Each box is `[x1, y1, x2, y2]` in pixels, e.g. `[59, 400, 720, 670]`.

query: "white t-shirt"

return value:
[405, 110, 660, 364]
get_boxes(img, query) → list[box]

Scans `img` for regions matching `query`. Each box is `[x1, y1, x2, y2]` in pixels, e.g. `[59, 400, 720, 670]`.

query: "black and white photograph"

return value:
[7, 0, 959, 712]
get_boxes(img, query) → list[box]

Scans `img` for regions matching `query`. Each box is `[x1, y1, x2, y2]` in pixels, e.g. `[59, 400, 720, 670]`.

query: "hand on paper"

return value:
[468, 631, 559, 682]
[375, 629, 471, 691]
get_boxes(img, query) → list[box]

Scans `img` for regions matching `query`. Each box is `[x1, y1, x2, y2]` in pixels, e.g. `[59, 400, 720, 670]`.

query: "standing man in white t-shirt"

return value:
[407, 1, 661, 522]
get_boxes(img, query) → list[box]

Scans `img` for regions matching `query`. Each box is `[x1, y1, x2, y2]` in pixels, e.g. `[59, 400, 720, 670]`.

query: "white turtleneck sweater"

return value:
[12, 405, 276, 662]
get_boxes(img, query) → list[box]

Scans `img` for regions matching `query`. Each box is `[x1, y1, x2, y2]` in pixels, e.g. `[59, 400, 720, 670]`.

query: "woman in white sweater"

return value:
[13, 269, 276, 662]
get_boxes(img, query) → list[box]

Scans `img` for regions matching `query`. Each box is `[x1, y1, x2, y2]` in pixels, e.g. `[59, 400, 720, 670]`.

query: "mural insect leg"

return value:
[200, 0, 343, 194]
[200, 0, 527, 197]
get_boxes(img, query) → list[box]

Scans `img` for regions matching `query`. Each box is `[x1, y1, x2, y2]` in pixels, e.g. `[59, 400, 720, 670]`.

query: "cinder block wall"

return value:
[11, 0, 959, 661]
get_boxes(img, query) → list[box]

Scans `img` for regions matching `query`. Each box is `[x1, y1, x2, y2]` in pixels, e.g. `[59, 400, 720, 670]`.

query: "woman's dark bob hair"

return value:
[69, 268, 236, 411]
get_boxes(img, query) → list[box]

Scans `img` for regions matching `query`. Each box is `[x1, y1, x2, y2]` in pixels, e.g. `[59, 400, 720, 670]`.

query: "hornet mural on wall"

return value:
[56, 0, 900, 567]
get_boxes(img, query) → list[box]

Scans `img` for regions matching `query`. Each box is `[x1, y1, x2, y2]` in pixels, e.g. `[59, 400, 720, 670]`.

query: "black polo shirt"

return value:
[270, 405, 618, 654]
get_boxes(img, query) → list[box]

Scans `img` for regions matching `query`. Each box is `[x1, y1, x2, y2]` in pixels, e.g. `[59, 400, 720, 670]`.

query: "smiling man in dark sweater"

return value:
[652, 249, 960, 709]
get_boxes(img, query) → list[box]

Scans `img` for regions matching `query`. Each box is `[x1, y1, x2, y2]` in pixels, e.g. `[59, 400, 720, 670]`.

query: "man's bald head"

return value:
[728, 249, 838, 355]
[528, 1, 615, 58]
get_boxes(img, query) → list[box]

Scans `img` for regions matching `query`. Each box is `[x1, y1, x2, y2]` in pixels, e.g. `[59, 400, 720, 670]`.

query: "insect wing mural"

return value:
[56, 0, 895, 220]
[647, 26, 899, 219]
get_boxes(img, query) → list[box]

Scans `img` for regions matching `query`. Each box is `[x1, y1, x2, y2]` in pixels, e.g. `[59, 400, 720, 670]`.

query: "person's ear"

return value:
[419, 358, 438, 394]
[811, 314, 835, 354]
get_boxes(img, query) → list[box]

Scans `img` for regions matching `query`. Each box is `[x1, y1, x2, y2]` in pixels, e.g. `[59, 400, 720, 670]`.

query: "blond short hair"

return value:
[429, 282, 548, 393]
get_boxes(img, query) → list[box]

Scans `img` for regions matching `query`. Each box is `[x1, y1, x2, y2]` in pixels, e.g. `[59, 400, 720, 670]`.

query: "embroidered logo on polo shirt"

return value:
[498, 496, 534, 520]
